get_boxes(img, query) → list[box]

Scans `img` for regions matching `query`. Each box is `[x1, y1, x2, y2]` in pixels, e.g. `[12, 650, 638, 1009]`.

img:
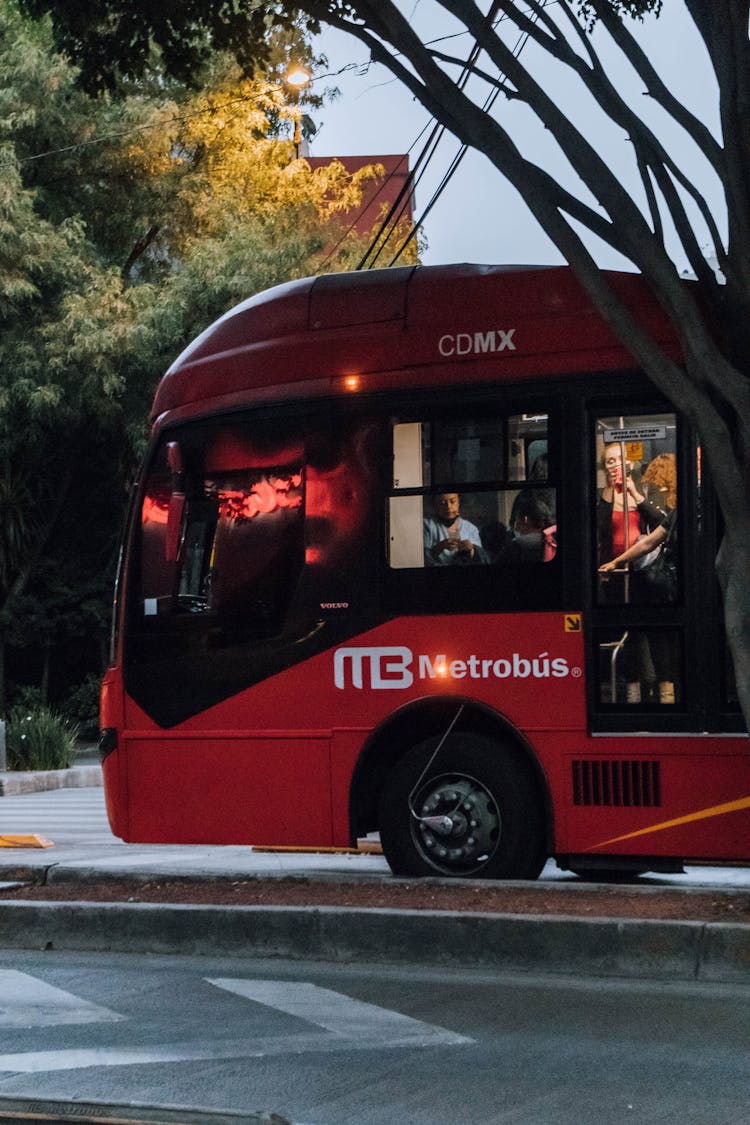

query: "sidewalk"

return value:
[0, 781, 747, 984]
[0, 745, 102, 796]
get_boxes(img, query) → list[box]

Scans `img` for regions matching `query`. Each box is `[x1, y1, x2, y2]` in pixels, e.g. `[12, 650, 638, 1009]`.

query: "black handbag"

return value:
[634, 513, 677, 603]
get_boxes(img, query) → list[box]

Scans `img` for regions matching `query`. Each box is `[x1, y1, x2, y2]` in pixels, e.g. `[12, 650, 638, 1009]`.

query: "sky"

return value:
[307, 4, 722, 271]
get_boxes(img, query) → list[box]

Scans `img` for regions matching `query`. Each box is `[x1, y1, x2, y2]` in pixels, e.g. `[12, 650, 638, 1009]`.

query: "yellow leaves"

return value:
[306, 157, 386, 220]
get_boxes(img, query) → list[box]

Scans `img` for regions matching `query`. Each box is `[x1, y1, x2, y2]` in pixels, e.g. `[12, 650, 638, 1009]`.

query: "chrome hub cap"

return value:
[412, 773, 501, 875]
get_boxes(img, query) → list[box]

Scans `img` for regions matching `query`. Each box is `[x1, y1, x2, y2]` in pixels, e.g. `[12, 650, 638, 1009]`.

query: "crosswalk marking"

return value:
[0, 971, 124, 1027]
[0, 1041, 279, 1073]
[207, 979, 473, 1046]
[0, 975, 472, 1073]
[0, 1024, 468, 1073]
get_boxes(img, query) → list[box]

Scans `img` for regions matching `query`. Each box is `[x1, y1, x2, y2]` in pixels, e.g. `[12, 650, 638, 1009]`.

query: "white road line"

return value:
[207, 979, 473, 1046]
[0, 978, 472, 1072]
[0, 1042, 268, 1073]
[0, 1029, 469, 1073]
[0, 971, 124, 1027]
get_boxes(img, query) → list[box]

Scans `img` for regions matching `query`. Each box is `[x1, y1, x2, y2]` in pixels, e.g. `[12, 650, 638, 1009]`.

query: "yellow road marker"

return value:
[0, 834, 54, 849]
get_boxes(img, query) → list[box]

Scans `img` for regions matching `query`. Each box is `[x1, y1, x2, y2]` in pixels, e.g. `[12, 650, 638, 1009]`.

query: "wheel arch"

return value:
[349, 695, 553, 848]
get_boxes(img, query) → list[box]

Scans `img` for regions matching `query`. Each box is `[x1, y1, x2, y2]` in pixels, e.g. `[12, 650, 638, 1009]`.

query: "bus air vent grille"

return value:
[572, 759, 661, 807]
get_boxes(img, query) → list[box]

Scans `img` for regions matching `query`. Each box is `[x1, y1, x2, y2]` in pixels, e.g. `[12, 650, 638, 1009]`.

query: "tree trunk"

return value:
[717, 529, 750, 725]
[40, 644, 51, 706]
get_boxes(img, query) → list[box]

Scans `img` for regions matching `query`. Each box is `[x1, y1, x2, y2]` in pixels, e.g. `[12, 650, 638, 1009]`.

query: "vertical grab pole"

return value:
[619, 431, 631, 604]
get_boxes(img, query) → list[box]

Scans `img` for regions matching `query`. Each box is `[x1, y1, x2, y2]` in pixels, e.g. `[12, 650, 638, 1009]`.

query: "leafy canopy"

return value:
[0, 0, 394, 710]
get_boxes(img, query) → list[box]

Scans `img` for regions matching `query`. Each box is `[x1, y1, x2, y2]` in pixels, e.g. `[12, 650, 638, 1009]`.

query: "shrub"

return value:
[6, 706, 79, 771]
[60, 674, 101, 740]
[9, 685, 44, 711]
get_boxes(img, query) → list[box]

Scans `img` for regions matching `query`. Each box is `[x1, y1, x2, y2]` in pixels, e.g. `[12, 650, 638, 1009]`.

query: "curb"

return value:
[0, 1095, 289, 1125]
[0, 765, 102, 796]
[0, 899, 747, 983]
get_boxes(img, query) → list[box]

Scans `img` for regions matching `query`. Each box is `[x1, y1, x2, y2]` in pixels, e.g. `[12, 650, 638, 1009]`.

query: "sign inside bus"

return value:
[334, 645, 580, 690]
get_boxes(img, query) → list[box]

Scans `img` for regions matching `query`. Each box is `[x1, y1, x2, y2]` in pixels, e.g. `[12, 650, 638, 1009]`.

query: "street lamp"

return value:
[285, 65, 311, 159]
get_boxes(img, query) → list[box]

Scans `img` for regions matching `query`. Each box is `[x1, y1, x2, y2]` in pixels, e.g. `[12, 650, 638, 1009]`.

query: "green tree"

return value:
[25, 0, 750, 730]
[0, 0, 392, 711]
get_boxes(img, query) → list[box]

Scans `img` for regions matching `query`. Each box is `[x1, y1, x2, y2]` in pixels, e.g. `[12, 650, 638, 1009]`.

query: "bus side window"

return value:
[389, 411, 555, 571]
[507, 414, 548, 481]
[389, 487, 557, 570]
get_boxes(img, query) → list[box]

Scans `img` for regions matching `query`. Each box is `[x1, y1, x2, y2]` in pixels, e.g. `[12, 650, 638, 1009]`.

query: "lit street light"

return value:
[285, 65, 311, 159]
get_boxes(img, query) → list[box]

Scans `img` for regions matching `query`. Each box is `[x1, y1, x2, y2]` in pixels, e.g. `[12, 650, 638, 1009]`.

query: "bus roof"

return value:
[152, 263, 680, 423]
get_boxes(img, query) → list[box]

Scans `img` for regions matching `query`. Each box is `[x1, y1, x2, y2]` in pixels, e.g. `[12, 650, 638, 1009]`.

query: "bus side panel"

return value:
[330, 729, 370, 848]
[122, 734, 332, 846]
[101, 751, 129, 841]
[100, 669, 129, 841]
[553, 744, 750, 860]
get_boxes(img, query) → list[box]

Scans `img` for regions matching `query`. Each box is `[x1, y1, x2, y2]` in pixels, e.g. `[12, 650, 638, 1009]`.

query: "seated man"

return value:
[423, 492, 484, 565]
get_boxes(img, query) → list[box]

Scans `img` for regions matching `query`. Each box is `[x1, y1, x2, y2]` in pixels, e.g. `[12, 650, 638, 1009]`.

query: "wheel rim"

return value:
[410, 771, 501, 876]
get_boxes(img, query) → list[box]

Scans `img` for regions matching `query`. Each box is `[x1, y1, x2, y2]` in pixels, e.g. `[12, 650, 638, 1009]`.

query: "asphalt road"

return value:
[0, 949, 747, 1125]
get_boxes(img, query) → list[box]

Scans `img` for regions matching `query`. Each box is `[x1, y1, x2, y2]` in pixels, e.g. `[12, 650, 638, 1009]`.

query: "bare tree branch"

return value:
[635, 151, 664, 244]
[447, 0, 727, 287]
[585, 0, 725, 173]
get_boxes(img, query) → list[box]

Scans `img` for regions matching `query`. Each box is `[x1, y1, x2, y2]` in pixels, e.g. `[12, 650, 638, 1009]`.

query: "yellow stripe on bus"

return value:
[588, 795, 750, 851]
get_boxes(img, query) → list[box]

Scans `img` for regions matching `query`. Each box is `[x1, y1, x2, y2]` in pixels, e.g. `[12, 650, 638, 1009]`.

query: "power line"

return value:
[17, 90, 285, 164]
[355, 10, 496, 271]
[360, 1, 549, 269]
[16, 59, 375, 166]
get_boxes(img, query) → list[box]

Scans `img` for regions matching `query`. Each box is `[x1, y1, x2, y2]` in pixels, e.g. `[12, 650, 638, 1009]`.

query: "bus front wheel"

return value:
[377, 733, 545, 880]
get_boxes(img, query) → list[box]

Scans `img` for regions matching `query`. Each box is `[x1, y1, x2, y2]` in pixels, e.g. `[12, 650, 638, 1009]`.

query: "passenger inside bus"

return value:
[423, 492, 485, 565]
[600, 454, 677, 579]
[597, 444, 668, 573]
[528, 452, 548, 480]
[597, 444, 679, 705]
[480, 488, 557, 564]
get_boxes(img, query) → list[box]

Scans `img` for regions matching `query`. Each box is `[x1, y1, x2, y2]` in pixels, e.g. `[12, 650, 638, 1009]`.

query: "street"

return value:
[0, 950, 747, 1125]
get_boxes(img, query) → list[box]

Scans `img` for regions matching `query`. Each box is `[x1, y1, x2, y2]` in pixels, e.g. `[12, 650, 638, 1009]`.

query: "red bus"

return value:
[100, 263, 749, 879]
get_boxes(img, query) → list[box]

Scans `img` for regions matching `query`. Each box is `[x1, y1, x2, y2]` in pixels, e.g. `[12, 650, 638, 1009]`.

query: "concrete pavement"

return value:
[0, 780, 748, 984]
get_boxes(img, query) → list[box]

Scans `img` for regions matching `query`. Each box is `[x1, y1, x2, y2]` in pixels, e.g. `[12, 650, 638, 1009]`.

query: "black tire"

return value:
[378, 732, 546, 880]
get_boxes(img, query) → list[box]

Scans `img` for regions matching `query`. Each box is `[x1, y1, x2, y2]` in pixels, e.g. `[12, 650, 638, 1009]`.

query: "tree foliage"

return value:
[18, 0, 321, 92]
[26, 0, 750, 729]
[12, 0, 750, 729]
[0, 0, 392, 713]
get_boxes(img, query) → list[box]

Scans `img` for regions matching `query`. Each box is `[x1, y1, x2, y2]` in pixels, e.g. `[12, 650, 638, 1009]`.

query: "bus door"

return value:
[590, 410, 684, 719]
[588, 407, 738, 731]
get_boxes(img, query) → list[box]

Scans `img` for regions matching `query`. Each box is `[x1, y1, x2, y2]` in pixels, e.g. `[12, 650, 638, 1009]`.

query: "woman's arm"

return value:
[599, 522, 667, 572]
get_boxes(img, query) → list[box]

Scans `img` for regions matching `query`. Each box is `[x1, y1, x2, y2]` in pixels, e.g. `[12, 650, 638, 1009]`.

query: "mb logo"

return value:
[334, 646, 414, 690]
